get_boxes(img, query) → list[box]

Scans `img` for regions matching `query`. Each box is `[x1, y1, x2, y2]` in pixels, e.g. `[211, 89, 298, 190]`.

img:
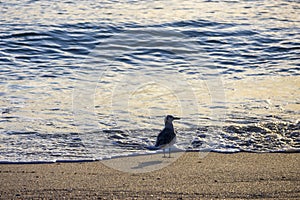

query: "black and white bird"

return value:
[153, 115, 180, 157]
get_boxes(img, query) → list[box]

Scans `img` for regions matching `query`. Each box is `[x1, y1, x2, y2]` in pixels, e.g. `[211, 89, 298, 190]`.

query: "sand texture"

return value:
[0, 152, 299, 199]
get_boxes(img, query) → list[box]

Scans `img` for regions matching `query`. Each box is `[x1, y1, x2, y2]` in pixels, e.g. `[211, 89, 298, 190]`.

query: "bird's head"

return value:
[164, 115, 180, 124]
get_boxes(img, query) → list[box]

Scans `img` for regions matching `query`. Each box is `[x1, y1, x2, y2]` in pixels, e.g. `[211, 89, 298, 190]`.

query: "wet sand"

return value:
[0, 152, 299, 199]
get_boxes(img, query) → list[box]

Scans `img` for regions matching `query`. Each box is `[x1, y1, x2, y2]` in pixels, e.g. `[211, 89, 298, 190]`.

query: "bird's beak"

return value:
[173, 117, 181, 120]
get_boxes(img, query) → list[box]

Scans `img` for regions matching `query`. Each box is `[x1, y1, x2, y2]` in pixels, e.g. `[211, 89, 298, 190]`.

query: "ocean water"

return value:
[0, 0, 299, 163]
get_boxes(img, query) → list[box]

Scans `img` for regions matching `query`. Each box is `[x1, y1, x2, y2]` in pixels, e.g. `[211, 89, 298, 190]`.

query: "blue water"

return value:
[0, 0, 299, 162]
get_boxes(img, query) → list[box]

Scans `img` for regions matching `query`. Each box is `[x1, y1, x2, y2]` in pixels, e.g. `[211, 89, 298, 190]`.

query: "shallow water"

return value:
[0, 0, 299, 162]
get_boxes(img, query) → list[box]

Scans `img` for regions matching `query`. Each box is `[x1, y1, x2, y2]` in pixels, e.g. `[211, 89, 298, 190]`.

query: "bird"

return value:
[154, 115, 180, 158]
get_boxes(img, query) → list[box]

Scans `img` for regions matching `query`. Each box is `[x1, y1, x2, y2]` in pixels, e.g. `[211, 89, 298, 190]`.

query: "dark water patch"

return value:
[1, 108, 11, 114]
[40, 74, 58, 78]
[1, 116, 18, 120]
[103, 129, 127, 134]
[2, 31, 50, 39]
[205, 39, 228, 45]
[162, 19, 222, 28]
[182, 29, 257, 38]
[265, 46, 293, 53]
[256, 37, 283, 44]
[62, 47, 90, 55]
[4, 46, 43, 55]
[6, 131, 38, 135]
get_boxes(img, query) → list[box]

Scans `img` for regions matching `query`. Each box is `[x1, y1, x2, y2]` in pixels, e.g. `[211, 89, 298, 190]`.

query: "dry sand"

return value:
[0, 152, 299, 199]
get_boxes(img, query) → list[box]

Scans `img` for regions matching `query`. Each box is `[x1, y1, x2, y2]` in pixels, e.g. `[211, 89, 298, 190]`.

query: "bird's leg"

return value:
[169, 148, 171, 158]
[163, 149, 166, 158]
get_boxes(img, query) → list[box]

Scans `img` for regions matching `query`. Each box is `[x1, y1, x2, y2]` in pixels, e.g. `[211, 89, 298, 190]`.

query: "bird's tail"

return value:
[145, 145, 160, 150]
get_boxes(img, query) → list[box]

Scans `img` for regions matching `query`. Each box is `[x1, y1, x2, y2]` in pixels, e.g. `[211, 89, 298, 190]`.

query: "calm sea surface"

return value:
[0, 0, 299, 162]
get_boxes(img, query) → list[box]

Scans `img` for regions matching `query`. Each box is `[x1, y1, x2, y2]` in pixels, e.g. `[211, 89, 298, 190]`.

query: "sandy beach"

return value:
[0, 152, 299, 199]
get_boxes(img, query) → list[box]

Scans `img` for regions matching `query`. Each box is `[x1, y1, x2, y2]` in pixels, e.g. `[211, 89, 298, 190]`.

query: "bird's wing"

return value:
[155, 128, 175, 147]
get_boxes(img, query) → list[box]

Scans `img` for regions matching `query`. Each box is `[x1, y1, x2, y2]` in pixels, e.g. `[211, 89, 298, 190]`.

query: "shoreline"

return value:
[1, 152, 299, 199]
[1, 148, 300, 165]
